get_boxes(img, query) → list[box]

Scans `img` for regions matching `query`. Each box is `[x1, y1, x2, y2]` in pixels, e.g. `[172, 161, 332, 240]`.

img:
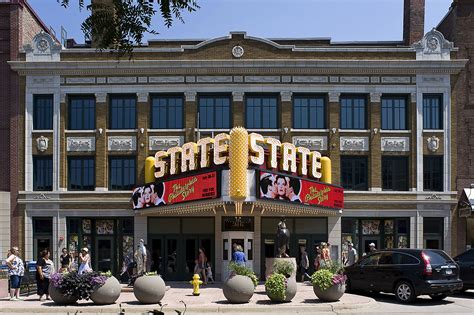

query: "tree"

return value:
[58, 0, 199, 54]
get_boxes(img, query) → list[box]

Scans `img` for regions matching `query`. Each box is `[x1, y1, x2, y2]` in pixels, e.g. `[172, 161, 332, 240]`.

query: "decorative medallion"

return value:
[36, 39, 49, 52]
[232, 45, 244, 58]
[426, 136, 440, 153]
[36, 136, 49, 152]
[427, 37, 439, 52]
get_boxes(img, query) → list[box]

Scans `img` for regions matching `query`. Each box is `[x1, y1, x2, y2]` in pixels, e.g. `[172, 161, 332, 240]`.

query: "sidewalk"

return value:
[0, 282, 377, 314]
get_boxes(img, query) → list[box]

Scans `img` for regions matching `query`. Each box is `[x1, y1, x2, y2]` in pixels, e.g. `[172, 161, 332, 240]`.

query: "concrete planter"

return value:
[133, 275, 166, 304]
[265, 276, 297, 303]
[313, 282, 345, 302]
[222, 275, 254, 304]
[90, 276, 121, 305]
[49, 283, 79, 305]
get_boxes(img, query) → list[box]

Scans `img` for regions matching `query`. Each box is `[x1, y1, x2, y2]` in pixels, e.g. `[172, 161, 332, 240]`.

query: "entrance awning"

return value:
[458, 188, 474, 217]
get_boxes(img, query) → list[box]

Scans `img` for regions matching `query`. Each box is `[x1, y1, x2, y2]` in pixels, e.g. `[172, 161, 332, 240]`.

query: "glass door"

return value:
[164, 236, 179, 280]
[222, 232, 254, 280]
[95, 236, 114, 273]
[34, 237, 52, 260]
[149, 237, 163, 274]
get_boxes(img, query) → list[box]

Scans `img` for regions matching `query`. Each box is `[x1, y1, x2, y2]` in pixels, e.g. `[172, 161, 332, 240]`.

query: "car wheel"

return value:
[429, 293, 447, 301]
[394, 281, 416, 303]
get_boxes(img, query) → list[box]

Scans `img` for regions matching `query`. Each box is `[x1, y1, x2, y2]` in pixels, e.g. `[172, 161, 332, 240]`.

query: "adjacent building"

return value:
[0, 0, 54, 258]
[6, 0, 469, 280]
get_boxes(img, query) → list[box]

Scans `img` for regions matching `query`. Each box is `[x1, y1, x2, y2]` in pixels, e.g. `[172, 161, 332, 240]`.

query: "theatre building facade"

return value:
[9, 27, 467, 280]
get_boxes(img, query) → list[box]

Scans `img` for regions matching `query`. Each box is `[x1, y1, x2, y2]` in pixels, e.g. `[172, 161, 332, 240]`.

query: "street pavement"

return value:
[0, 283, 471, 315]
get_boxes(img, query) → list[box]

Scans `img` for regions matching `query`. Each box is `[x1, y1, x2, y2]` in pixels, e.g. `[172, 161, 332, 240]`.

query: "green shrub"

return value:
[320, 261, 345, 275]
[265, 273, 287, 301]
[272, 260, 294, 277]
[310, 269, 334, 291]
[228, 262, 258, 287]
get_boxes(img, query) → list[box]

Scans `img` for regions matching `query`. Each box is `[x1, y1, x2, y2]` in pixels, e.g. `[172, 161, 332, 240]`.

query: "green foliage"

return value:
[228, 262, 258, 287]
[310, 269, 334, 291]
[145, 271, 158, 276]
[320, 260, 345, 275]
[265, 273, 287, 301]
[100, 270, 112, 277]
[59, 0, 200, 55]
[272, 260, 294, 277]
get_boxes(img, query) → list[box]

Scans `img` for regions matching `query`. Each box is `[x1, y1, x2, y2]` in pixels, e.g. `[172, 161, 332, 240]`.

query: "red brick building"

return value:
[0, 0, 53, 255]
[438, 0, 474, 253]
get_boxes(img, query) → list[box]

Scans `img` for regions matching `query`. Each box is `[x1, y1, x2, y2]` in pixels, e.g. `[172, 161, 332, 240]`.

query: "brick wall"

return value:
[438, 0, 474, 254]
[403, 0, 425, 45]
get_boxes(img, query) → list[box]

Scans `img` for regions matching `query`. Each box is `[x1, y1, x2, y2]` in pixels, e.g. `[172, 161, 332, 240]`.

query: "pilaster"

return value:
[328, 92, 340, 185]
[232, 92, 244, 127]
[59, 93, 67, 190]
[280, 91, 292, 142]
[136, 92, 149, 184]
[370, 93, 382, 190]
[185, 91, 197, 142]
[95, 92, 107, 190]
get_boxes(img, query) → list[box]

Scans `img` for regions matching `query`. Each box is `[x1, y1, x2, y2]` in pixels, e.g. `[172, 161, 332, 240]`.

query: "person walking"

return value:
[232, 245, 246, 266]
[345, 243, 358, 266]
[36, 249, 55, 301]
[321, 242, 331, 265]
[369, 243, 377, 253]
[299, 246, 309, 282]
[78, 248, 92, 275]
[314, 246, 323, 270]
[59, 248, 72, 273]
[197, 248, 208, 285]
[6, 246, 24, 301]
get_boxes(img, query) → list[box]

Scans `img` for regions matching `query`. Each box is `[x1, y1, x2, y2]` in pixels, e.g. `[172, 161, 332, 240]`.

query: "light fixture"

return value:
[373, 128, 379, 135]
[331, 128, 337, 134]
[97, 128, 103, 135]
[140, 127, 145, 134]
[283, 127, 289, 134]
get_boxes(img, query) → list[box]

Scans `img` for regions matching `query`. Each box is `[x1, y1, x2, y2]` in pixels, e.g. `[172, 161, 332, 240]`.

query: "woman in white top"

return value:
[6, 247, 25, 301]
[78, 248, 92, 275]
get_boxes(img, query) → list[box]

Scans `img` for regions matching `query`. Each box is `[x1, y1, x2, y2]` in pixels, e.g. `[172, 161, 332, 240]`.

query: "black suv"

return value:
[345, 249, 463, 303]
[453, 249, 474, 291]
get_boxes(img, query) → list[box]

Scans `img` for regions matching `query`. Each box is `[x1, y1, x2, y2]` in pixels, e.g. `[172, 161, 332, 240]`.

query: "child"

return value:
[206, 262, 214, 283]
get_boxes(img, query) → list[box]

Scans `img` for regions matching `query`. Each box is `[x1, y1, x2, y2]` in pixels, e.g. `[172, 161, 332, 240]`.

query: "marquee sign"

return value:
[257, 171, 344, 210]
[132, 171, 219, 210]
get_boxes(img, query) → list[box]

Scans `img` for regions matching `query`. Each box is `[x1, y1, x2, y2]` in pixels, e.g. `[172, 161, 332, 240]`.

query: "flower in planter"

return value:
[51, 271, 110, 300]
[310, 261, 347, 291]
[265, 273, 288, 301]
[228, 262, 258, 287]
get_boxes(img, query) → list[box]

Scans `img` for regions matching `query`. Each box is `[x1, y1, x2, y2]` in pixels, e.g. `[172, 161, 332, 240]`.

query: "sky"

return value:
[27, 0, 453, 44]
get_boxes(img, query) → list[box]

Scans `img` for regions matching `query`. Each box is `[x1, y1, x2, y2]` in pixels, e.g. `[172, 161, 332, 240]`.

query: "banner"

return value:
[132, 171, 219, 210]
[257, 171, 344, 210]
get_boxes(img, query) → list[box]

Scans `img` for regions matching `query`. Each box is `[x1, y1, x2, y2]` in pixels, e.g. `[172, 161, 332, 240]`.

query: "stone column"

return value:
[59, 93, 67, 190]
[328, 93, 341, 185]
[410, 92, 417, 190]
[369, 93, 382, 191]
[232, 91, 244, 127]
[95, 92, 107, 190]
[136, 92, 149, 185]
[184, 91, 197, 142]
[280, 91, 292, 143]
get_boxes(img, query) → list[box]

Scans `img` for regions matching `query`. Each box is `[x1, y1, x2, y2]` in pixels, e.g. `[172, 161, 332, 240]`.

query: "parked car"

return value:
[453, 249, 474, 291]
[345, 249, 462, 303]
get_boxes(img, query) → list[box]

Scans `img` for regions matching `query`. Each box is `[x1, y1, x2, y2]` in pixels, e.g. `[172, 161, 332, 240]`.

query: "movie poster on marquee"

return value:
[132, 171, 219, 210]
[257, 171, 344, 210]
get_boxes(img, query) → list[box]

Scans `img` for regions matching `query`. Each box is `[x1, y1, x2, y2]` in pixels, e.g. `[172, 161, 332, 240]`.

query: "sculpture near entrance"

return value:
[276, 218, 290, 258]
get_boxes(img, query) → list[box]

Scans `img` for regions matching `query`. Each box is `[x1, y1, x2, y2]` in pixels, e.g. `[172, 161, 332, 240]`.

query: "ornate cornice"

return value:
[8, 59, 468, 77]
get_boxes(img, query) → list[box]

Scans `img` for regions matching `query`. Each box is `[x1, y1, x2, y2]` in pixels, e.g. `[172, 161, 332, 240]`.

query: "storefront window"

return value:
[423, 217, 444, 249]
[96, 220, 114, 234]
[361, 220, 381, 235]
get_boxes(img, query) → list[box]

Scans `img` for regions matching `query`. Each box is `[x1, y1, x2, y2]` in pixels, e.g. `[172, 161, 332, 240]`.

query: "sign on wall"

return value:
[257, 171, 344, 210]
[132, 171, 219, 210]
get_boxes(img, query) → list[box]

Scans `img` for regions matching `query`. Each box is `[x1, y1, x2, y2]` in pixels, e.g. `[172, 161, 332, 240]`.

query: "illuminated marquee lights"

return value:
[147, 127, 332, 190]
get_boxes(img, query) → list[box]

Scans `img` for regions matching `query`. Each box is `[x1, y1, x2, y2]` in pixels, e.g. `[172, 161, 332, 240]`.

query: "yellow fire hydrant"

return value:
[190, 273, 203, 296]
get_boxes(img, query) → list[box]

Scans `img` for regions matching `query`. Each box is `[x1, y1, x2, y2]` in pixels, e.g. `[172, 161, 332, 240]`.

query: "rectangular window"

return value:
[109, 95, 136, 129]
[68, 157, 95, 190]
[199, 95, 231, 129]
[109, 157, 136, 190]
[340, 96, 367, 129]
[33, 95, 53, 130]
[150, 95, 183, 129]
[423, 94, 443, 129]
[33, 156, 53, 191]
[293, 95, 326, 129]
[68, 96, 95, 130]
[382, 156, 409, 191]
[381, 96, 407, 130]
[424, 156, 443, 191]
[246, 96, 278, 129]
[341, 156, 368, 190]
[423, 217, 444, 249]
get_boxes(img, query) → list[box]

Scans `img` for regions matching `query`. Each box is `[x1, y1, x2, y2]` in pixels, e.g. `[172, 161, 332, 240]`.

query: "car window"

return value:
[424, 250, 453, 265]
[379, 252, 394, 265]
[456, 250, 474, 262]
[361, 253, 381, 266]
[398, 253, 419, 265]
